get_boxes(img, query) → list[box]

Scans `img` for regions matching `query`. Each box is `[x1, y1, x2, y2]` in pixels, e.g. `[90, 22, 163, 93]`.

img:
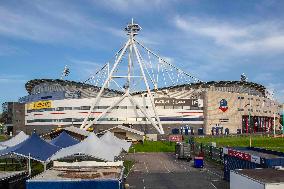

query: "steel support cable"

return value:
[147, 50, 156, 84]
[162, 62, 175, 86]
[135, 43, 156, 88]
[134, 39, 202, 83]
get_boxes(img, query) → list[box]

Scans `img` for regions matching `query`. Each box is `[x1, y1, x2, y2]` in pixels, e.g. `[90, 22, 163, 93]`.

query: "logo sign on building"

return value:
[168, 135, 183, 142]
[154, 98, 202, 107]
[219, 99, 228, 112]
[27, 100, 52, 110]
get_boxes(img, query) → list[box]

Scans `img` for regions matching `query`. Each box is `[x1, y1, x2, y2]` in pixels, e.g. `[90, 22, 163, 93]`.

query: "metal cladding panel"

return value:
[230, 171, 264, 189]
[19, 91, 65, 103]
[264, 158, 284, 168]
[224, 155, 262, 181]
[26, 180, 121, 189]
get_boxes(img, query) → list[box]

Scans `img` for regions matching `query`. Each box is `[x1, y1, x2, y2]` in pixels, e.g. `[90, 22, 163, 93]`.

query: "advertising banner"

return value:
[27, 100, 52, 110]
[228, 149, 251, 161]
[168, 135, 183, 142]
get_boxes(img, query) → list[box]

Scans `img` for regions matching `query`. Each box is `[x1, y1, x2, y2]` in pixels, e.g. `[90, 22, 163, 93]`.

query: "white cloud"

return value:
[0, 74, 26, 83]
[93, 0, 166, 13]
[174, 16, 284, 54]
[0, 1, 125, 46]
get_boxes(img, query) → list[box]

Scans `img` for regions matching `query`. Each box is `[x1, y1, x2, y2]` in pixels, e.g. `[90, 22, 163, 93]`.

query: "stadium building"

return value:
[19, 79, 280, 135]
[10, 20, 282, 135]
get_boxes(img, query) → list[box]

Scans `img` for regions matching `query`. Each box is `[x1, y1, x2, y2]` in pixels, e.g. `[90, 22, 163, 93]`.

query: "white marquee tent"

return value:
[49, 133, 121, 162]
[100, 131, 131, 152]
[0, 131, 29, 150]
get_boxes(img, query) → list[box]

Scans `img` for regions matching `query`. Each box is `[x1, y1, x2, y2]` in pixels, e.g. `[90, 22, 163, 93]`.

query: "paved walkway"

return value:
[125, 153, 229, 189]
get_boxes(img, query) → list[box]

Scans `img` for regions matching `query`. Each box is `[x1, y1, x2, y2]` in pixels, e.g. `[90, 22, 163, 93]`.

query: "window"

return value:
[164, 106, 173, 109]
[73, 107, 81, 110]
[174, 106, 182, 109]
[98, 106, 109, 109]
[81, 106, 91, 110]
[56, 107, 65, 111]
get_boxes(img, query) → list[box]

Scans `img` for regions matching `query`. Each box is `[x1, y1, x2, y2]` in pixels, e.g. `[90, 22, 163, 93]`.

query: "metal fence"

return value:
[191, 142, 223, 164]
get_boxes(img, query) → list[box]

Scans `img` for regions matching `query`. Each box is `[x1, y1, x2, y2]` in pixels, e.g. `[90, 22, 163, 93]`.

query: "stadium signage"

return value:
[154, 98, 199, 107]
[27, 100, 52, 110]
[168, 135, 183, 142]
[219, 99, 228, 112]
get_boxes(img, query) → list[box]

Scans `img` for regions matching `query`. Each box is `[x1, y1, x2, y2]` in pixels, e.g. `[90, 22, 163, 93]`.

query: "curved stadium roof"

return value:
[25, 79, 267, 96]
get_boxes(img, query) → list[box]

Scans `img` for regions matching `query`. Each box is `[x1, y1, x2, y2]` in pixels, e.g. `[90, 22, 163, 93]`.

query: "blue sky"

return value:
[1, 0, 284, 111]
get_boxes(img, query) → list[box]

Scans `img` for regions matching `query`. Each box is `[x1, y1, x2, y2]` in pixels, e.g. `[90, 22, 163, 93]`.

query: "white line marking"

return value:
[206, 169, 222, 178]
[144, 162, 149, 173]
[210, 182, 217, 189]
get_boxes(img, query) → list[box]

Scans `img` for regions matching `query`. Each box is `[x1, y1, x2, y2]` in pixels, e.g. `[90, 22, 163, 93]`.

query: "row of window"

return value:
[27, 105, 203, 113]
[26, 117, 153, 123]
[237, 108, 277, 114]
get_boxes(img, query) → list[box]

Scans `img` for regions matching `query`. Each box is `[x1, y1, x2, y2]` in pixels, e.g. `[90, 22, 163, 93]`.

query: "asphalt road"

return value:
[125, 153, 229, 189]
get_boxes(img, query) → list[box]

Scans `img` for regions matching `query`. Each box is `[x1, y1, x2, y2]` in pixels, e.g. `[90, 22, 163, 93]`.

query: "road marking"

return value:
[144, 162, 149, 173]
[206, 169, 222, 178]
[210, 182, 217, 189]
[160, 159, 171, 173]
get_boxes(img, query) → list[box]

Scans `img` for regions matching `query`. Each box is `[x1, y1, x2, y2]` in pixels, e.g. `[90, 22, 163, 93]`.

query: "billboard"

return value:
[154, 98, 203, 107]
[27, 100, 52, 110]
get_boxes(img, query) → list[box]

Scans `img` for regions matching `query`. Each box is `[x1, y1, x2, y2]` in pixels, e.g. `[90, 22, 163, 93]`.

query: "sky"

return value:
[0, 0, 284, 111]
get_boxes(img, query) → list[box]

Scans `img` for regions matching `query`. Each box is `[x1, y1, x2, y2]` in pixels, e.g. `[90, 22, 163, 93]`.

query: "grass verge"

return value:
[195, 135, 284, 152]
[129, 141, 175, 153]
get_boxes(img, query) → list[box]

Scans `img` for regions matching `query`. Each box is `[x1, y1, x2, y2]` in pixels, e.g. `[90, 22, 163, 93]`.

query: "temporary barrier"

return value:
[0, 171, 28, 189]
[175, 142, 191, 160]
[223, 147, 284, 181]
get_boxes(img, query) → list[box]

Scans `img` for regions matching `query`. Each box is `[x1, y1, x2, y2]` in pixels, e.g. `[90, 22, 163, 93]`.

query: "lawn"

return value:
[195, 135, 284, 152]
[129, 141, 175, 153]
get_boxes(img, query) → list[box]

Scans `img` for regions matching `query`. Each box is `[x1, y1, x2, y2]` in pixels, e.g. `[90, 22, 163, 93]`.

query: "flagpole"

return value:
[273, 112, 276, 137]
[282, 105, 284, 135]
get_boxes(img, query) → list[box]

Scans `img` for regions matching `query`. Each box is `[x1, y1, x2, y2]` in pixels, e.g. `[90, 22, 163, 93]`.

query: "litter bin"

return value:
[194, 157, 204, 168]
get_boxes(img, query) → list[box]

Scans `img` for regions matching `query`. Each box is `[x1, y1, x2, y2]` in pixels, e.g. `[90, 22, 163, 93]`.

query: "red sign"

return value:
[169, 135, 183, 142]
[228, 149, 251, 161]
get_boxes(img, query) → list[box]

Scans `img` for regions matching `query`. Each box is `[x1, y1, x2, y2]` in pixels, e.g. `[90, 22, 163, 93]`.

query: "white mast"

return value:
[80, 19, 164, 134]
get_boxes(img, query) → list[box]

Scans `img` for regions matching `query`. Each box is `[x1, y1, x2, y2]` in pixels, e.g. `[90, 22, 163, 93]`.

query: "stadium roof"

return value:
[25, 79, 124, 95]
[25, 79, 267, 96]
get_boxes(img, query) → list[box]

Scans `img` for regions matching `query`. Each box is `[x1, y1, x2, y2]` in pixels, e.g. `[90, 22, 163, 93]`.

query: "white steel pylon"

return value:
[80, 19, 165, 134]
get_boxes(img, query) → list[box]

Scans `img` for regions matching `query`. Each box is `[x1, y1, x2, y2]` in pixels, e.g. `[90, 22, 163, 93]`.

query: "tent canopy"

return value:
[50, 131, 79, 148]
[0, 133, 61, 163]
[100, 131, 131, 152]
[63, 126, 90, 137]
[49, 133, 121, 162]
[0, 131, 29, 150]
